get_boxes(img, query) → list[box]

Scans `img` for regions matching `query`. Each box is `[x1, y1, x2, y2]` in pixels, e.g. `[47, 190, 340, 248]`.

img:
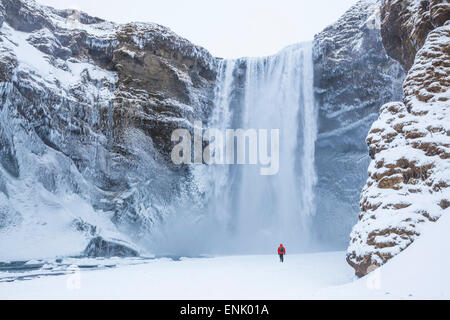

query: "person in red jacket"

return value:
[278, 244, 286, 263]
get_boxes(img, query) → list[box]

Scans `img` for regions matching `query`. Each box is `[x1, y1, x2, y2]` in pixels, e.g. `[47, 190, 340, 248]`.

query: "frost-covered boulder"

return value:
[347, 18, 450, 277]
[84, 236, 139, 258]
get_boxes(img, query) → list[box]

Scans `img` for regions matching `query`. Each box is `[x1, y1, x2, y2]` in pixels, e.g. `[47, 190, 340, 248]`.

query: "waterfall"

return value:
[208, 42, 318, 253]
[208, 59, 236, 224]
[299, 43, 318, 220]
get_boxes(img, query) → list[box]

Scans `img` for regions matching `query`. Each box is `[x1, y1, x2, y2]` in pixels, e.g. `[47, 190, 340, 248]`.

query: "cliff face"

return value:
[2, 0, 444, 262]
[380, 0, 450, 70]
[347, 0, 450, 277]
[312, 0, 405, 247]
[0, 0, 216, 258]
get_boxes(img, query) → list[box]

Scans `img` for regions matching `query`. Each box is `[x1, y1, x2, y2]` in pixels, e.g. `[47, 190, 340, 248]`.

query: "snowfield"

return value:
[0, 252, 354, 299]
[1, 209, 449, 299]
[317, 211, 450, 300]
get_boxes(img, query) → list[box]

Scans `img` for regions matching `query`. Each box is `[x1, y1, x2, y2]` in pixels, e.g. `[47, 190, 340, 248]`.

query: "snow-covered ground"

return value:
[1, 212, 449, 300]
[0, 252, 353, 299]
[318, 211, 450, 300]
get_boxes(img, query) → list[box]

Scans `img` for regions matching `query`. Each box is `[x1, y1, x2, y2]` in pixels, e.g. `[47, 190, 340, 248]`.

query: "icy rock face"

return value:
[0, 0, 216, 259]
[312, 0, 405, 247]
[347, 2, 450, 277]
[0, 2, 4, 29]
[380, 0, 450, 71]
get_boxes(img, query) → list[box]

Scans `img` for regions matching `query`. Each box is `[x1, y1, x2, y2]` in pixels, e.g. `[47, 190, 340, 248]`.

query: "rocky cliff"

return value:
[380, 0, 450, 70]
[347, 0, 450, 277]
[312, 0, 405, 247]
[1, 0, 440, 261]
[0, 0, 216, 259]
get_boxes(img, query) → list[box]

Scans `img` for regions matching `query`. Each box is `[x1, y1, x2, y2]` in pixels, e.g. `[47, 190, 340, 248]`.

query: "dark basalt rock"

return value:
[0, 174, 7, 197]
[0, 128, 20, 178]
[0, 2, 4, 28]
[84, 236, 139, 258]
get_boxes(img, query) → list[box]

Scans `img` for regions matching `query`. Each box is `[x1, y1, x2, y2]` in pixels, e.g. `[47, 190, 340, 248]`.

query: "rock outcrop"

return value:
[347, 0, 450, 277]
[313, 0, 405, 247]
[84, 236, 139, 257]
[380, 0, 450, 71]
[0, 0, 216, 259]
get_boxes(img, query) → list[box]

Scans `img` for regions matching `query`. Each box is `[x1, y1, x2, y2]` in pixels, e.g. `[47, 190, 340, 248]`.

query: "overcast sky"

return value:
[36, 0, 359, 58]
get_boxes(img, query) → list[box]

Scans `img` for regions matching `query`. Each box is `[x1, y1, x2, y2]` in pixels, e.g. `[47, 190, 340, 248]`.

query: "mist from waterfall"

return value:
[206, 42, 318, 254]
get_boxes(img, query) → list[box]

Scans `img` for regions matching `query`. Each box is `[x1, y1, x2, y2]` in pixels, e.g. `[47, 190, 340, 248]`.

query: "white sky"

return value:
[36, 0, 359, 58]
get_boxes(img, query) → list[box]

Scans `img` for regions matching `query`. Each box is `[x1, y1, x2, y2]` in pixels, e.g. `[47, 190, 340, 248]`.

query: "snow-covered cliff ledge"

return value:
[347, 0, 450, 277]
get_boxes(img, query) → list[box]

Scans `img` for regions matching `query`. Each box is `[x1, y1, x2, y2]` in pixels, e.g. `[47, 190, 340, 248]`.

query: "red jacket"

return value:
[278, 245, 286, 255]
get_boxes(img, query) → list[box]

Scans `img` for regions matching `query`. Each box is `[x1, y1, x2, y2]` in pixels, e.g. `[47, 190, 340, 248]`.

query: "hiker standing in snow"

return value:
[278, 244, 286, 263]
